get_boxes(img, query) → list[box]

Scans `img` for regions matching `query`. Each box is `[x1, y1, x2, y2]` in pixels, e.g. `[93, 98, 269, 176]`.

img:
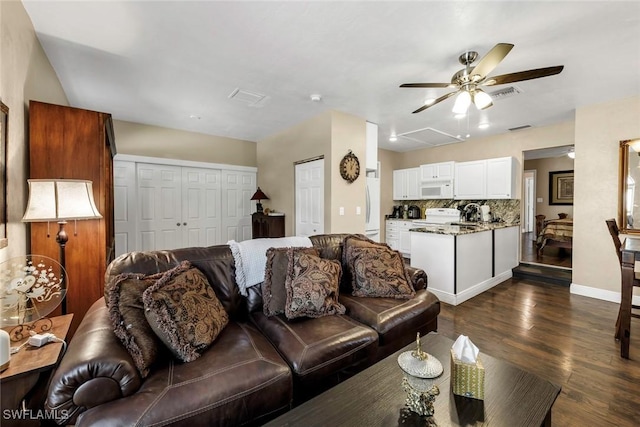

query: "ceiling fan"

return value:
[400, 43, 564, 114]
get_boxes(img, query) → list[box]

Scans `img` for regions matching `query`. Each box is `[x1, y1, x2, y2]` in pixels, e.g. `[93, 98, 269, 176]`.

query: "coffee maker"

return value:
[391, 205, 403, 219]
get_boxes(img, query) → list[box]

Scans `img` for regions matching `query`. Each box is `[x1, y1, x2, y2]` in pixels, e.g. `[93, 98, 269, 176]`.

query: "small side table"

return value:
[252, 212, 285, 238]
[1, 314, 73, 427]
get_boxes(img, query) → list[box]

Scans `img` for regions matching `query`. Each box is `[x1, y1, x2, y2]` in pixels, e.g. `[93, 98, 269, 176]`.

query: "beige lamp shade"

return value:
[22, 179, 102, 222]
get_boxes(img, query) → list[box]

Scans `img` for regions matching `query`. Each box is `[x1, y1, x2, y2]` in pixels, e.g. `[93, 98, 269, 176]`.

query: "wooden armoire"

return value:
[29, 101, 115, 337]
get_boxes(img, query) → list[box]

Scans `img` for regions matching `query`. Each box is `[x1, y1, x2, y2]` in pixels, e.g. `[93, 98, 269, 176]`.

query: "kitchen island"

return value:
[410, 222, 519, 305]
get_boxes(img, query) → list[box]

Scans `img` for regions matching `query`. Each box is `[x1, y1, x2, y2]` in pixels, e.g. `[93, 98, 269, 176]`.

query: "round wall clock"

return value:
[340, 150, 360, 183]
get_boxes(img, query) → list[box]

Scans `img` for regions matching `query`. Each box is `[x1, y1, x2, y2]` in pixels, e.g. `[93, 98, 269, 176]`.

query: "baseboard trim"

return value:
[570, 282, 640, 306]
[430, 271, 513, 306]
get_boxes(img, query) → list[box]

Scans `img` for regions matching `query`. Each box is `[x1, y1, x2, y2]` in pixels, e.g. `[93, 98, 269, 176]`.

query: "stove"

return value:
[413, 208, 461, 225]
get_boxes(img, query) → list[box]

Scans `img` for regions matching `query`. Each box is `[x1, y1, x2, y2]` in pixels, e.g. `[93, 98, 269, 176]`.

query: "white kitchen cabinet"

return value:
[486, 157, 516, 199]
[386, 220, 400, 251]
[454, 156, 516, 200]
[454, 160, 486, 199]
[366, 121, 378, 171]
[420, 161, 454, 181]
[410, 225, 518, 305]
[493, 226, 519, 273]
[386, 219, 414, 257]
[393, 168, 420, 200]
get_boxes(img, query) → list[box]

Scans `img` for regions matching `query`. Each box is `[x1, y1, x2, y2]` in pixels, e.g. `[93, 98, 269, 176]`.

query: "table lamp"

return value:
[22, 179, 102, 314]
[250, 187, 269, 213]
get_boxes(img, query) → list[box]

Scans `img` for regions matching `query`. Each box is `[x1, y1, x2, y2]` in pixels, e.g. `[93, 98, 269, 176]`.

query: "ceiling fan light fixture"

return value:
[478, 122, 490, 129]
[473, 90, 493, 110]
[452, 91, 471, 114]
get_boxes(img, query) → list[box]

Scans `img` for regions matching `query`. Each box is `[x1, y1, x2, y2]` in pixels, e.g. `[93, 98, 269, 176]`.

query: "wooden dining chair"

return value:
[606, 219, 640, 341]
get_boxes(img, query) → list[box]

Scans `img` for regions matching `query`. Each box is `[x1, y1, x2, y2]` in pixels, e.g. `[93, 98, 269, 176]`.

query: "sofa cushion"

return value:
[343, 236, 415, 299]
[284, 252, 346, 319]
[104, 245, 244, 320]
[309, 233, 361, 292]
[263, 247, 319, 317]
[340, 289, 440, 346]
[105, 270, 168, 377]
[251, 311, 377, 383]
[143, 261, 229, 362]
[73, 322, 293, 427]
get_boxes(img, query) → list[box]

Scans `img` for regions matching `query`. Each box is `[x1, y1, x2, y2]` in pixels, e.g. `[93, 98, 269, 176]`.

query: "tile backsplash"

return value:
[391, 199, 521, 225]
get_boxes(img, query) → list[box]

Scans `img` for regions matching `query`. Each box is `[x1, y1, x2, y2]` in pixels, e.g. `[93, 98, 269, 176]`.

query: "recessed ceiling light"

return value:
[454, 113, 466, 119]
[478, 123, 490, 129]
[466, 133, 471, 138]
[310, 94, 322, 102]
[389, 134, 398, 142]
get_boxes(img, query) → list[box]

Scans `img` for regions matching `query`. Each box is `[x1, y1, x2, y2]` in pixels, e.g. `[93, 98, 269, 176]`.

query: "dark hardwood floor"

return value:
[438, 277, 640, 426]
[521, 231, 572, 269]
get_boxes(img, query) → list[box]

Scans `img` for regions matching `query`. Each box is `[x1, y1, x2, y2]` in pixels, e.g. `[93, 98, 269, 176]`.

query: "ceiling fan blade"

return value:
[483, 66, 564, 86]
[400, 83, 452, 88]
[469, 43, 514, 80]
[412, 91, 458, 114]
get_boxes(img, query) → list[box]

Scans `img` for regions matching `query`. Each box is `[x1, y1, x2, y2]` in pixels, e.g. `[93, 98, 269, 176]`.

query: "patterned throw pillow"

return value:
[142, 261, 229, 362]
[284, 252, 346, 319]
[106, 270, 167, 378]
[343, 236, 416, 299]
[263, 247, 319, 317]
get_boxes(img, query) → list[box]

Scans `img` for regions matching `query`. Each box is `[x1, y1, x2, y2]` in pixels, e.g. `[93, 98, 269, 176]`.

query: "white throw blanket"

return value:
[228, 236, 313, 296]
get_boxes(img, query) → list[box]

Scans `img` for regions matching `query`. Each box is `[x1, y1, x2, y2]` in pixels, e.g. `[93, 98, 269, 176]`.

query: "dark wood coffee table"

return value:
[265, 332, 561, 426]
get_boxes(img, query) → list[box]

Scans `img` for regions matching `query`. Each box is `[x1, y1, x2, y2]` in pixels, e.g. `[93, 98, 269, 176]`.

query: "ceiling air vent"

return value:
[508, 125, 532, 131]
[488, 85, 523, 100]
[228, 88, 269, 107]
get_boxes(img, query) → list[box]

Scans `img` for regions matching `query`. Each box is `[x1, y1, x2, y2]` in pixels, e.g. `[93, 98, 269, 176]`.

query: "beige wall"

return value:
[378, 148, 402, 239]
[257, 110, 366, 236]
[0, 0, 68, 262]
[524, 156, 575, 220]
[114, 120, 257, 167]
[329, 111, 366, 233]
[573, 96, 640, 298]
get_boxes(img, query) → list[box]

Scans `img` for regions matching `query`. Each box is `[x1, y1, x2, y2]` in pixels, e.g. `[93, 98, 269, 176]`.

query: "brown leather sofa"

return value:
[45, 234, 440, 426]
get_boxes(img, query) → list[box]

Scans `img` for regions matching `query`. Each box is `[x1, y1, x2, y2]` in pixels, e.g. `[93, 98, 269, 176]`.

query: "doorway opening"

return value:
[521, 146, 574, 270]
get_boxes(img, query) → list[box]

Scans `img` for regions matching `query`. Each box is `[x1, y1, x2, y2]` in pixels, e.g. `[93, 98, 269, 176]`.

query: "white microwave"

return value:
[420, 181, 453, 199]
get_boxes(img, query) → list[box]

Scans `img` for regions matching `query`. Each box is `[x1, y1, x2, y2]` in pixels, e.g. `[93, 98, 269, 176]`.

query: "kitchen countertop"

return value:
[410, 222, 520, 235]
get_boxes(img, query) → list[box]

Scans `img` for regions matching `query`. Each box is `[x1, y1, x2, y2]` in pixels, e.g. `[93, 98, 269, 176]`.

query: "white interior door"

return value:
[295, 159, 324, 237]
[182, 168, 221, 247]
[113, 160, 137, 257]
[523, 170, 536, 233]
[136, 163, 183, 251]
[221, 170, 255, 242]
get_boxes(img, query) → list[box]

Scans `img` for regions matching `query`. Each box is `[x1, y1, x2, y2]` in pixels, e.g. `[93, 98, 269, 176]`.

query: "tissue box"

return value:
[450, 349, 485, 400]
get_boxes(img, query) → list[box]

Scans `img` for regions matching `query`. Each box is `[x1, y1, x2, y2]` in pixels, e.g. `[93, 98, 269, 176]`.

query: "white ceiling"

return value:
[22, 1, 640, 152]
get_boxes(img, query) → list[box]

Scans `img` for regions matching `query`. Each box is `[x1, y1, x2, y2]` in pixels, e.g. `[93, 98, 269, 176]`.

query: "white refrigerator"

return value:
[365, 176, 381, 242]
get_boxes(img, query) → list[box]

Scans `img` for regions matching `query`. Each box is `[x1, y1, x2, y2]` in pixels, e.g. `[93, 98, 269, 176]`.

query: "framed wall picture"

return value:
[549, 170, 574, 205]
[0, 101, 7, 248]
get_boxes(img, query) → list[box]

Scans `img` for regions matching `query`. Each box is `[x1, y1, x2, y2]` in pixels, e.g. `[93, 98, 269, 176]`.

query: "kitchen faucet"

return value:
[463, 203, 481, 222]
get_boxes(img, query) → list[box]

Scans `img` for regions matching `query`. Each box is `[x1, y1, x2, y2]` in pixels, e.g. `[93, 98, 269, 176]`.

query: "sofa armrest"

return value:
[45, 298, 141, 425]
[406, 266, 427, 291]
